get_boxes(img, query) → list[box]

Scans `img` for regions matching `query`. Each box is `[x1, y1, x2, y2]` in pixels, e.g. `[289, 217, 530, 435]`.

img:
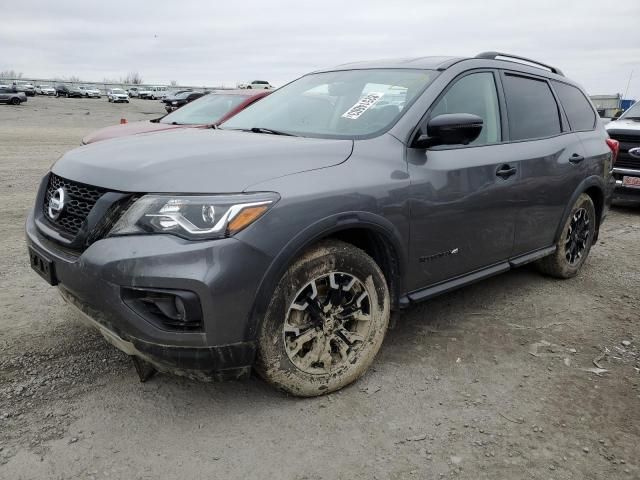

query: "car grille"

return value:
[43, 174, 106, 237]
[608, 133, 640, 170]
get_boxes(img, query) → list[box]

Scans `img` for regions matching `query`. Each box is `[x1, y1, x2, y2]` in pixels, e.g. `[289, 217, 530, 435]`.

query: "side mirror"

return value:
[413, 113, 484, 148]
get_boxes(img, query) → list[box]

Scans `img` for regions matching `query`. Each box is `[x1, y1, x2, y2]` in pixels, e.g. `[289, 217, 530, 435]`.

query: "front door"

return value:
[406, 70, 519, 290]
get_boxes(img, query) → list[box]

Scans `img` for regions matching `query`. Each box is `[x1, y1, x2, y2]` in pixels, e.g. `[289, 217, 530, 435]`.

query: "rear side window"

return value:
[502, 74, 561, 141]
[552, 81, 596, 131]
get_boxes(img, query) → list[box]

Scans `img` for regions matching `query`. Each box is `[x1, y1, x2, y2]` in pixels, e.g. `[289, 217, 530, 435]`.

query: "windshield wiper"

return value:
[249, 127, 296, 136]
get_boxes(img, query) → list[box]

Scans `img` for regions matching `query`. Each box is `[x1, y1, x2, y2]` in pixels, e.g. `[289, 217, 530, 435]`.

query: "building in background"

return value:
[590, 93, 636, 119]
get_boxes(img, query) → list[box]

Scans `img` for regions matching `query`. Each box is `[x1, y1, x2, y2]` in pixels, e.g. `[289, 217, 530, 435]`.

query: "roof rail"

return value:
[475, 51, 564, 76]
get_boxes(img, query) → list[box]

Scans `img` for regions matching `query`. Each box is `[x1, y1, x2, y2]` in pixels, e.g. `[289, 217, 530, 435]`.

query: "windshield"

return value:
[112, 89, 124, 94]
[620, 101, 640, 119]
[222, 69, 437, 138]
[161, 94, 247, 125]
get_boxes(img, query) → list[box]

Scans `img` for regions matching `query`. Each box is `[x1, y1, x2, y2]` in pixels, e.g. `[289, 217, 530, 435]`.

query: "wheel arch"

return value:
[247, 212, 407, 339]
[554, 176, 606, 244]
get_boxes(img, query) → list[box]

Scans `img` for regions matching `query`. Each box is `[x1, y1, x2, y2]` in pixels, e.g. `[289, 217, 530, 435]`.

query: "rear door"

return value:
[500, 72, 587, 256]
[551, 80, 606, 180]
[0, 88, 9, 102]
[407, 70, 520, 288]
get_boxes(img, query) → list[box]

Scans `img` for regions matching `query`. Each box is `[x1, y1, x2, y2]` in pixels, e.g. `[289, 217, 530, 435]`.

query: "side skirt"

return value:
[400, 245, 556, 305]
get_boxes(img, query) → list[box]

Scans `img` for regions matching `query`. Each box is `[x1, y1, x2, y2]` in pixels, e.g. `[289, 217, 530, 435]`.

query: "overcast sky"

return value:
[1, 0, 639, 98]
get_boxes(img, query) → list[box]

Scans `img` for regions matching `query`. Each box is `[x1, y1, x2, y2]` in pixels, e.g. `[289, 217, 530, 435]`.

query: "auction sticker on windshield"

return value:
[341, 92, 384, 120]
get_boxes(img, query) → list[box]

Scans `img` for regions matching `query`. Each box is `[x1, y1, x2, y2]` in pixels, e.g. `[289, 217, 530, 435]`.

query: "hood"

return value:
[606, 118, 640, 133]
[81, 120, 188, 144]
[54, 128, 353, 193]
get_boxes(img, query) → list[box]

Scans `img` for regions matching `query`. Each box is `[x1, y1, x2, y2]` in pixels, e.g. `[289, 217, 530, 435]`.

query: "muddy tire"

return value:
[536, 193, 596, 278]
[255, 240, 390, 396]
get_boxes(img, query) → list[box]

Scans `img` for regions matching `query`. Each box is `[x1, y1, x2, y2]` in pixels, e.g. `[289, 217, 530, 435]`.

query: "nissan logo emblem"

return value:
[629, 147, 640, 159]
[48, 187, 66, 220]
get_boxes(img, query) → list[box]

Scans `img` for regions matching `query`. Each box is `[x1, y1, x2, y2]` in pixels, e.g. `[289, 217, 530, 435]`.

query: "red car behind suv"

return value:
[81, 90, 270, 144]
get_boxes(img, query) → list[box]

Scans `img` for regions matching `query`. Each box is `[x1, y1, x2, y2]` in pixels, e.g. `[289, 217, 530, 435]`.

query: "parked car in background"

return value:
[78, 86, 101, 98]
[162, 91, 207, 112]
[137, 87, 153, 99]
[107, 88, 130, 103]
[82, 90, 269, 144]
[127, 87, 140, 98]
[13, 80, 36, 96]
[144, 85, 168, 99]
[605, 100, 640, 203]
[164, 89, 192, 98]
[35, 84, 56, 95]
[55, 84, 83, 98]
[238, 80, 273, 89]
[0, 86, 27, 105]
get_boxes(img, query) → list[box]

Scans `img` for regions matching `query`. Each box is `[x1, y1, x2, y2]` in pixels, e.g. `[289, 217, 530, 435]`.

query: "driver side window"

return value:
[431, 72, 501, 146]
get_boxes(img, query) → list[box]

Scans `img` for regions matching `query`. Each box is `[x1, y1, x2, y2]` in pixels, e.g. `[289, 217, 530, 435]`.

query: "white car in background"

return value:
[138, 85, 168, 99]
[35, 84, 56, 95]
[137, 87, 152, 99]
[127, 87, 140, 98]
[79, 85, 102, 98]
[147, 85, 168, 99]
[238, 80, 273, 90]
[107, 88, 130, 103]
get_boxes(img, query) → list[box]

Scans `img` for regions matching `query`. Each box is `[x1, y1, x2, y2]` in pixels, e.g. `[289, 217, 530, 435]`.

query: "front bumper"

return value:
[25, 209, 273, 379]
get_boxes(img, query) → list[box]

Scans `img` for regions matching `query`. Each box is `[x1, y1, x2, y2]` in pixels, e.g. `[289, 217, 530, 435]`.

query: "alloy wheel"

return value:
[565, 207, 590, 265]
[283, 272, 372, 374]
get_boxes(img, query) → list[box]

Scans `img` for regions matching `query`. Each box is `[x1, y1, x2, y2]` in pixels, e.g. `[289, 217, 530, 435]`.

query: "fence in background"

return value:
[0, 78, 234, 94]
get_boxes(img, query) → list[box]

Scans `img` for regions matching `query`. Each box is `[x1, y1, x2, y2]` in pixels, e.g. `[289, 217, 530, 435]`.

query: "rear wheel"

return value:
[536, 193, 596, 278]
[256, 240, 390, 396]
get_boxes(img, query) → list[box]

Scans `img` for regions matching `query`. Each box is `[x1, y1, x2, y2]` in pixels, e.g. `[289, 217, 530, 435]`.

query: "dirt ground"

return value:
[0, 97, 639, 480]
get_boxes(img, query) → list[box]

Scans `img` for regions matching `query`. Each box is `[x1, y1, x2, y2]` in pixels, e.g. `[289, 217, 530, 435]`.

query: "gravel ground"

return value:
[0, 97, 639, 479]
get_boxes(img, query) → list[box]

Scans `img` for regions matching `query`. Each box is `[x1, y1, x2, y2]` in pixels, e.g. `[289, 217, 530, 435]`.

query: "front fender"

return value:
[246, 211, 408, 339]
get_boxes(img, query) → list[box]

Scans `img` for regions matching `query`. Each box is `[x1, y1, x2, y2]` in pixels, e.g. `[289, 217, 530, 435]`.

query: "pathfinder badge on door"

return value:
[419, 248, 460, 263]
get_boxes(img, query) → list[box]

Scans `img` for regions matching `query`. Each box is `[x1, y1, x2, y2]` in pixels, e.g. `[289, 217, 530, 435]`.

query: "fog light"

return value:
[121, 287, 203, 331]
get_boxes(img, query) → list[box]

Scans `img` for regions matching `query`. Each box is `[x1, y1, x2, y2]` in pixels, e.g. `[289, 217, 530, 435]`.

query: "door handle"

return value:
[569, 153, 585, 164]
[496, 164, 517, 179]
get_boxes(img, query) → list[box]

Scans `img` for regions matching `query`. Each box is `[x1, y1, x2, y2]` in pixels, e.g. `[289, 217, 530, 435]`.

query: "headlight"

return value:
[109, 193, 279, 240]
[171, 101, 178, 105]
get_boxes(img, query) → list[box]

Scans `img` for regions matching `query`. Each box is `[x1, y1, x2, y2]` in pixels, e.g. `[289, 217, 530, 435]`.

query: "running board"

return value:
[407, 263, 510, 303]
[509, 246, 556, 267]
[402, 245, 556, 305]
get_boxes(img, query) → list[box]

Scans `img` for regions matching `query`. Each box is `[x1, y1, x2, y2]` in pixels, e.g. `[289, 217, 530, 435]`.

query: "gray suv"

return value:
[26, 52, 616, 396]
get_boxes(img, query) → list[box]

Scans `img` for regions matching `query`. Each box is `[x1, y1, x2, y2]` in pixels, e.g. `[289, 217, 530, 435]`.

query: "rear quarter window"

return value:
[502, 74, 562, 141]
[552, 81, 596, 131]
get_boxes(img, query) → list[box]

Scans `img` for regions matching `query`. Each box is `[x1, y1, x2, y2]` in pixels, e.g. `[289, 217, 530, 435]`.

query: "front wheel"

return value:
[536, 193, 596, 278]
[256, 240, 390, 396]
[10, 97, 21, 105]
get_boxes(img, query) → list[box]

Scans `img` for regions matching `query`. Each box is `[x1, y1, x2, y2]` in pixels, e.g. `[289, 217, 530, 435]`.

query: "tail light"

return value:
[606, 138, 619, 165]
